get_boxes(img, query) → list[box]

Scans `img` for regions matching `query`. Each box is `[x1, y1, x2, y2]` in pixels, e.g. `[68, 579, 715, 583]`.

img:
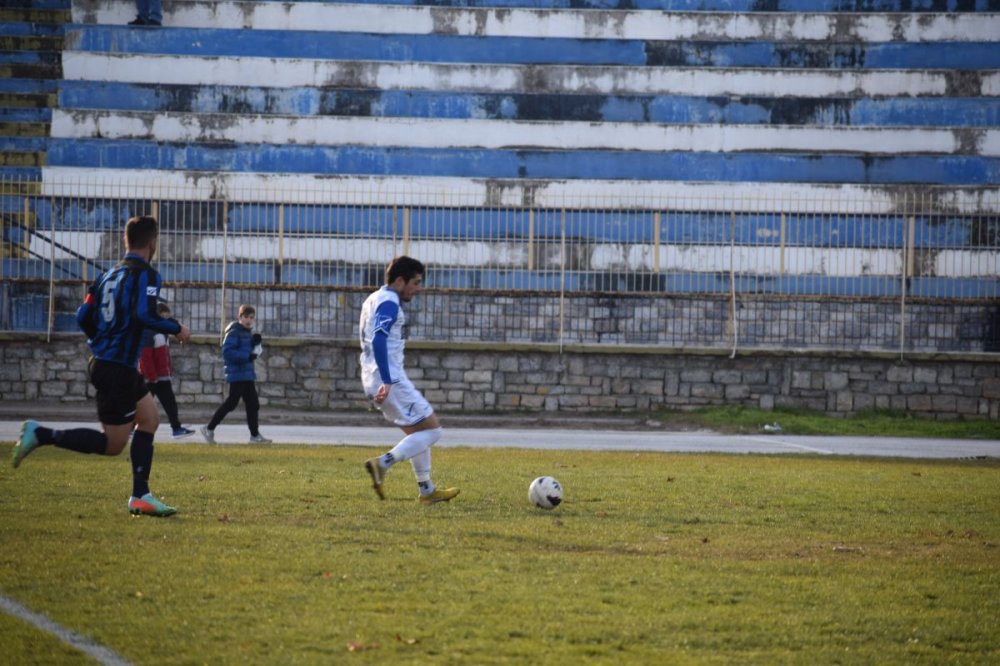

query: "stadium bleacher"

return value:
[1, 0, 997, 343]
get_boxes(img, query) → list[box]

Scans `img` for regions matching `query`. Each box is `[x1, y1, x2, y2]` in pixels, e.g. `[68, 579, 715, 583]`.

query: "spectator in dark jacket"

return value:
[200, 304, 271, 444]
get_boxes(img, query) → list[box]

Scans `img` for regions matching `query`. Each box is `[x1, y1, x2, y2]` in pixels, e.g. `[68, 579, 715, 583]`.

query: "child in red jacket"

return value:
[139, 302, 194, 439]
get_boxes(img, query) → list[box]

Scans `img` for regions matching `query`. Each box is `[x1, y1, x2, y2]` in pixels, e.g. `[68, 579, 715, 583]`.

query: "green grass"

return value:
[653, 405, 1000, 439]
[1, 442, 998, 665]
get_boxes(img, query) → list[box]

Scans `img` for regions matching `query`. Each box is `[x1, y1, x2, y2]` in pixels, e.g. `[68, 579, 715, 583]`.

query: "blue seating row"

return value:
[57, 82, 1000, 128]
[1, 195, 983, 248]
[64, 25, 1000, 69]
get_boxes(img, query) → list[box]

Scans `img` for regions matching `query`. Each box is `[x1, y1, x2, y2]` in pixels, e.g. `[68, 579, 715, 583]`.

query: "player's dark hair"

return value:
[239, 304, 256, 317]
[385, 256, 425, 284]
[125, 215, 159, 249]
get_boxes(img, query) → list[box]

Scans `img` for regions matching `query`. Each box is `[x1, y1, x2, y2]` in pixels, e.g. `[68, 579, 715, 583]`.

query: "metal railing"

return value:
[2, 175, 998, 354]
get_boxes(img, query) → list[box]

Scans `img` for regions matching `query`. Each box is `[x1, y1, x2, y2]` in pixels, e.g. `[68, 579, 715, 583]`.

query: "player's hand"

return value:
[374, 383, 390, 405]
[176, 324, 192, 343]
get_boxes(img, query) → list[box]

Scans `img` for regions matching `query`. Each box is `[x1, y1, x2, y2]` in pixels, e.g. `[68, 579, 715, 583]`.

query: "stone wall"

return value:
[2, 334, 997, 420]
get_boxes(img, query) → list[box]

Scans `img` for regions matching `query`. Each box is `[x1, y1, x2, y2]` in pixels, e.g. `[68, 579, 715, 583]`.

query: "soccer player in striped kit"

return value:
[361, 256, 459, 504]
[12, 215, 191, 516]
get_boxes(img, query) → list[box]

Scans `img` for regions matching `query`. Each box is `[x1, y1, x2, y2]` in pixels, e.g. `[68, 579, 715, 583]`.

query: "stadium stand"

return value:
[1, 0, 998, 350]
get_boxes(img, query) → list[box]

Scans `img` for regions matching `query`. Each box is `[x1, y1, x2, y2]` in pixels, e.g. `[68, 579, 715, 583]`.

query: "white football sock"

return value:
[385, 427, 442, 468]
[410, 448, 432, 483]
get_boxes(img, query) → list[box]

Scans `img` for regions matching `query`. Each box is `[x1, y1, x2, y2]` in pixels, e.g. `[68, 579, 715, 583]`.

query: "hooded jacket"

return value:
[221, 320, 257, 383]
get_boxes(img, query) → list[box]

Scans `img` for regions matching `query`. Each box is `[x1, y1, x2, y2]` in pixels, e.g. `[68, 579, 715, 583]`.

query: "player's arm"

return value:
[76, 278, 100, 339]
[135, 269, 189, 341]
[370, 301, 398, 402]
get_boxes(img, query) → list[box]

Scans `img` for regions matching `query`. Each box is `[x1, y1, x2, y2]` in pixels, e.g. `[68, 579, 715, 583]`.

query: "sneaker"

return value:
[172, 426, 195, 439]
[128, 16, 147, 25]
[364, 458, 385, 500]
[249, 434, 272, 444]
[418, 487, 460, 505]
[127, 493, 177, 517]
[200, 426, 215, 443]
[12, 420, 41, 469]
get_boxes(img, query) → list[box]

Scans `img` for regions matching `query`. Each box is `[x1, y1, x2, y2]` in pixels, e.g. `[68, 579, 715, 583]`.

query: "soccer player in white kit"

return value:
[361, 256, 459, 504]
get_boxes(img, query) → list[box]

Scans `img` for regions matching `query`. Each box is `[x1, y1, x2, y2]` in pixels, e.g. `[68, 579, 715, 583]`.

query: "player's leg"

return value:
[202, 382, 242, 441]
[13, 359, 116, 467]
[242, 382, 271, 443]
[127, 390, 175, 517]
[404, 418, 457, 504]
[12, 420, 109, 467]
[364, 378, 457, 502]
[364, 378, 437, 493]
[151, 380, 184, 433]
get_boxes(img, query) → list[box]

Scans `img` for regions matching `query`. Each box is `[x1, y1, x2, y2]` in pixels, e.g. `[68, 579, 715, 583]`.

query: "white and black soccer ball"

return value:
[528, 476, 563, 510]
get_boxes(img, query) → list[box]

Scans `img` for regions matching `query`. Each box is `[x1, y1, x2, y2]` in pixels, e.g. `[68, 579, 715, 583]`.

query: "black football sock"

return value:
[34, 426, 57, 445]
[52, 428, 108, 455]
[130, 430, 154, 498]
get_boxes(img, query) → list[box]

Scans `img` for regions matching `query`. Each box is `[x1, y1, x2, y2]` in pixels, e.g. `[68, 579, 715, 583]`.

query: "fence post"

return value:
[653, 210, 661, 273]
[559, 207, 566, 353]
[900, 209, 915, 360]
[402, 206, 411, 256]
[220, 198, 228, 343]
[527, 208, 535, 270]
[278, 203, 285, 285]
[728, 209, 738, 358]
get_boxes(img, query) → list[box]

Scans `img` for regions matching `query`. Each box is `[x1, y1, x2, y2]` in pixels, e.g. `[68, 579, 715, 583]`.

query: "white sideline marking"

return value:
[0, 595, 134, 666]
[744, 436, 835, 455]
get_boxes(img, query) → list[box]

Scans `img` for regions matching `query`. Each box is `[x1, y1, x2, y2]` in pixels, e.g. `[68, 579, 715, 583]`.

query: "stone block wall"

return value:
[1, 335, 997, 421]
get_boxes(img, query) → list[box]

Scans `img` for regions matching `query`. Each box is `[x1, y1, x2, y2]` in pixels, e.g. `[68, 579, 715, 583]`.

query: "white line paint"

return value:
[744, 436, 835, 454]
[2, 422, 998, 459]
[72, 0, 1000, 42]
[0, 595, 133, 666]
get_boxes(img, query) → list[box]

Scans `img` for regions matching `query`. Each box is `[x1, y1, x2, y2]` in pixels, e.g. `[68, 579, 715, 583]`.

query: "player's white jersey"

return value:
[359, 285, 406, 387]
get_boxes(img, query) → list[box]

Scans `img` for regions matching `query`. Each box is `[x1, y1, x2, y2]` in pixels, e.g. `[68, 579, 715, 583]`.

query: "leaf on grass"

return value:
[197, 475, 207, 482]
[701, 537, 710, 544]
[218, 514, 231, 523]
[833, 545, 862, 553]
[347, 641, 379, 652]
[321, 571, 333, 579]
[395, 634, 420, 645]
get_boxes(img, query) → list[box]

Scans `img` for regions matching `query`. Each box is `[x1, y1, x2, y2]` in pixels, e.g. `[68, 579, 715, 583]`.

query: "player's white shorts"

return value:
[363, 373, 433, 427]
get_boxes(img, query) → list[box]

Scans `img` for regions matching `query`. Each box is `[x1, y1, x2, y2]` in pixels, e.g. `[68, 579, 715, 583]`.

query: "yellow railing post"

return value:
[278, 203, 285, 285]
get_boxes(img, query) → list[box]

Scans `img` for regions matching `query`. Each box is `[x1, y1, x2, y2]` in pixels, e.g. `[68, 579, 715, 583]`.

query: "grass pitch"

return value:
[1, 442, 998, 665]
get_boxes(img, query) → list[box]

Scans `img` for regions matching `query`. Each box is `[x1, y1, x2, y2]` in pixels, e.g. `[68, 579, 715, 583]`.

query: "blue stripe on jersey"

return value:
[86, 253, 180, 367]
[372, 300, 399, 336]
[372, 300, 400, 383]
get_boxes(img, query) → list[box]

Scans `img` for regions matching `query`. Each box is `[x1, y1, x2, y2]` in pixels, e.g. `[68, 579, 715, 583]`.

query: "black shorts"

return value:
[88, 358, 149, 426]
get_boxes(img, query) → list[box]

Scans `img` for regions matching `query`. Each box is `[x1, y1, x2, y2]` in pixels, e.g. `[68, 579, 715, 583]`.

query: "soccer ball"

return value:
[528, 476, 563, 510]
